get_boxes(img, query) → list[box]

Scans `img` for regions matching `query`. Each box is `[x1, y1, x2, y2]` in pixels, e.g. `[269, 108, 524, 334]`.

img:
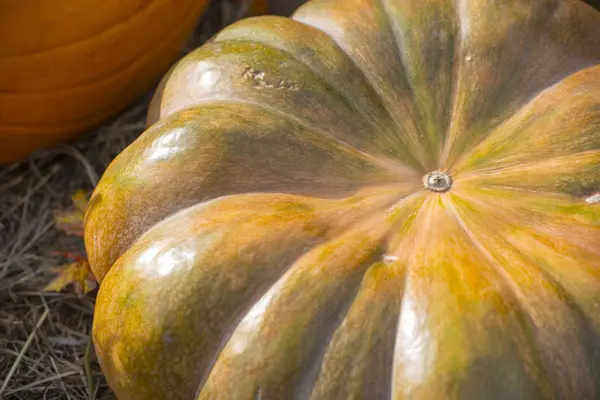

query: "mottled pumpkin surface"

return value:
[84, 0, 600, 399]
[0, 0, 208, 164]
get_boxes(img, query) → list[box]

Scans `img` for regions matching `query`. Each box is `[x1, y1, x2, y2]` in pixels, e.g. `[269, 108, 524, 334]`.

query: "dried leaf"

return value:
[44, 258, 97, 296]
[53, 190, 89, 237]
[48, 190, 97, 296]
[70, 190, 89, 212]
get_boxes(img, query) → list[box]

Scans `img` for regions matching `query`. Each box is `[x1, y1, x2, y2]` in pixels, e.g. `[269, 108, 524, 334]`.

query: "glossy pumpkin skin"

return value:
[84, 0, 600, 399]
[0, 0, 208, 164]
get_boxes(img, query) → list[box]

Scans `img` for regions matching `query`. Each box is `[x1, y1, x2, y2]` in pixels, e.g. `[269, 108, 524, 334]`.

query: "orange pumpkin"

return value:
[0, 0, 209, 164]
[246, 0, 271, 16]
[85, 0, 600, 399]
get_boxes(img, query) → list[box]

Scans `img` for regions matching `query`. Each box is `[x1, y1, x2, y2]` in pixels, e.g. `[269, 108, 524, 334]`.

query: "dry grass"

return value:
[0, 1, 249, 398]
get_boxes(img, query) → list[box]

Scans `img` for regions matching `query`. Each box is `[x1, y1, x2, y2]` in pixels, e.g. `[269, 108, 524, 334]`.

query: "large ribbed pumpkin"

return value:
[84, 0, 600, 399]
[0, 0, 208, 164]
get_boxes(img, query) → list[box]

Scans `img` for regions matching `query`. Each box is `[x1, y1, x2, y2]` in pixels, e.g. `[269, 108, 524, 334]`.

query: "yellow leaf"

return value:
[53, 190, 89, 237]
[44, 259, 97, 296]
[70, 190, 89, 213]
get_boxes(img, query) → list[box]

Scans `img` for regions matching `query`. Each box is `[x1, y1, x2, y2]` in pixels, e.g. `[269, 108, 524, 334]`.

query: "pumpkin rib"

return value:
[442, 196, 536, 339]
[521, 232, 600, 282]
[451, 191, 600, 258]
[439, 0, 463, 166]
[454, 150, 600, 181]
[211, 37, 408, 153]
[0, 10, 199, 96]
[455, 163, 596, 199]
[448, 63, 600, 173]
[310, 262, 405, 399]
[505, 234, 600, 336]
[158, 39, 427, 170]
[217, 195, 396, 396]
[304, 193, 426, 399]
[301, 18, 412, 138]
[83, 104, 411, 281]
[390, 196, 553, 398]
[441, 0, 600, 169]
[376, 0, 439, 158]
[452, 150, 600, 200]
[288, 263, 369, 399]
[455, 181, 600, 213]
[102, 232, 310, 400]
[198, 258, 369, 399]
[446, 196, 548, 314]
[171, 98, 418, 175]
[291, 3, 430, 169]
[185, 194, 398, 398]
[196, 216, 391, 399]
[453, 152, 600, 201]
[448, 198, 600, 397]
[510, 236, 600, 334]
[379, 0, 459, 162]
[449, 0, 559, 159]
[158, 105, 412, 193]
[214, 20, 372, 103]
[475, 187, 598, 248]
[94, 194, 345, 400]
[375, 0, 419, 118]
[191, 250, 323, 397]
[448, 196, 560, 397]
[192, 230, 342, 399]
[385, 191, 428, 256]
[440, 0, 507, 166]
[451, 192, 600, 289]
[440, 0, 553, 166]
[213, 16, 412, 161]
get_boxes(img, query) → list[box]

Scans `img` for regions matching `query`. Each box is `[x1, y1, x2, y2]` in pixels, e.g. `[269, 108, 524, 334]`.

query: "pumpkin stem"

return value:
[423, 171, 452, 193]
